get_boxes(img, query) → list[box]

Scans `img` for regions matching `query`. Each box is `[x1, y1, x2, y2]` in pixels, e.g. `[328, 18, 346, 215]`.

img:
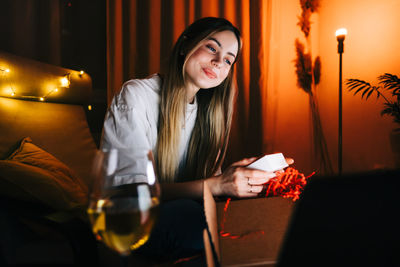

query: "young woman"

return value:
[102, 17, 292, 261]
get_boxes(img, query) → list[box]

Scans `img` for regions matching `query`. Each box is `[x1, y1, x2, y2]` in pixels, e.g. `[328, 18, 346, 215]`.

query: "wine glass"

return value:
[87, 148, 161, 266]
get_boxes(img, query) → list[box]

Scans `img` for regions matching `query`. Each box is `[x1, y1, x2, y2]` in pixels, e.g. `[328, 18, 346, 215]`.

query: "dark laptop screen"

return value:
[277, 169, 400, 267]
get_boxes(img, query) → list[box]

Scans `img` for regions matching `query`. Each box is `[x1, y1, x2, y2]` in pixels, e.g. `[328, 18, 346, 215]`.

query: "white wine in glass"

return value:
[87, 149, 161, 263]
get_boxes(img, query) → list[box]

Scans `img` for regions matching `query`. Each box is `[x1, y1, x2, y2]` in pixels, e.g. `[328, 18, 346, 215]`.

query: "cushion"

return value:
[0, 137, 88, 211]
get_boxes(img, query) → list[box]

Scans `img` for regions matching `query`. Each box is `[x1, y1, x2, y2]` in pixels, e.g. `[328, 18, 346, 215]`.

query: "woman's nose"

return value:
[211, 55, 222, 68]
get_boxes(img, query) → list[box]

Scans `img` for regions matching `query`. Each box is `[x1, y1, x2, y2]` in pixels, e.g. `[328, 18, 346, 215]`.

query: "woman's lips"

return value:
[202, 68, 217, 79]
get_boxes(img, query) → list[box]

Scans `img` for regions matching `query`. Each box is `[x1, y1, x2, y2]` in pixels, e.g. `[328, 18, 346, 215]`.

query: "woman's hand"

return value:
[207, 157, 293, 198]
[160, 157, 293, 201]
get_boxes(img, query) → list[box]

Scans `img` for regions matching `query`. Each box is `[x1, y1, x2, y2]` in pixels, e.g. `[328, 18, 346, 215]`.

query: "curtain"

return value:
[0, 0, 61, 65]
[107, 0, 273, 165]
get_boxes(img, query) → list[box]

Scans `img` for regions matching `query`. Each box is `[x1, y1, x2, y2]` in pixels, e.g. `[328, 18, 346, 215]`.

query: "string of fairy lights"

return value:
[0, 67, 91, 110]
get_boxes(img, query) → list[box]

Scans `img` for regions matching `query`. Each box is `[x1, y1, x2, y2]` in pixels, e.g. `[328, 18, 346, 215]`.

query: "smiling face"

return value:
[184, 30, 239, 93]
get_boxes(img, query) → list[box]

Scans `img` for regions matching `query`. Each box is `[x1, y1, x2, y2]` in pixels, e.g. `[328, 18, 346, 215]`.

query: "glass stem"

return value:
[120, 255, 130, 267]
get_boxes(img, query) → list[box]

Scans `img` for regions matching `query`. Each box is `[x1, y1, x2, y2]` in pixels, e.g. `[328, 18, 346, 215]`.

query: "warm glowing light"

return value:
[60, 75, 70, 87]
[43, 87, 59, 98]
[80, 70, 85, 75]
[88, 105, 92, 110]
[336, 28, 347, 39]
[1, 68, 69, 102]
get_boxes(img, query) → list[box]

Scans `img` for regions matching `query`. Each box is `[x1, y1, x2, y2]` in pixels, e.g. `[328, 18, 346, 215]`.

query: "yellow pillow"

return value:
[0, 137, 88, 211]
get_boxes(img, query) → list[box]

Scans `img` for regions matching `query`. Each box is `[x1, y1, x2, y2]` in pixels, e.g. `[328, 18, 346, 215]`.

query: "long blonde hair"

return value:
[156, 17, 241, 182]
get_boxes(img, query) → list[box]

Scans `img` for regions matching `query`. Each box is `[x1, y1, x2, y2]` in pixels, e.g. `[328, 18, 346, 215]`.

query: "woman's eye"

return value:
[224, 59, 232, 65]
[206, 45, 216, 53]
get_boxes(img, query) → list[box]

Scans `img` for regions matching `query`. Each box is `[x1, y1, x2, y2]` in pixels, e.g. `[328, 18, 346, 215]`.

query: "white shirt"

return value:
[101, 74, 197, 184]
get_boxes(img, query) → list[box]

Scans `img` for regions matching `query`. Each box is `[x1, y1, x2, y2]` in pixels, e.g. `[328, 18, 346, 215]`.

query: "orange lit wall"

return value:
[264, 0, 399, 174]
[264, 0, 314, 174]
[318, 0, 400, 173]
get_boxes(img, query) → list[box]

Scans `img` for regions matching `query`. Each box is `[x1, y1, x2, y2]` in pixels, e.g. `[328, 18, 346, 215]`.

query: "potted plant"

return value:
[346, 73, 400, 165]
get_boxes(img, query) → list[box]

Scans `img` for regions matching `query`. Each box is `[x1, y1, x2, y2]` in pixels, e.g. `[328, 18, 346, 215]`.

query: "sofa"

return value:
[0, 50, 99, 265]
[0, 51, 196, 267]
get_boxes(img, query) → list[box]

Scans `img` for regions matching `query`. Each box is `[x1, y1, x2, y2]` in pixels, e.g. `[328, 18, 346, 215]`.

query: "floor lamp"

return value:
[336, 28, 347, 175]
